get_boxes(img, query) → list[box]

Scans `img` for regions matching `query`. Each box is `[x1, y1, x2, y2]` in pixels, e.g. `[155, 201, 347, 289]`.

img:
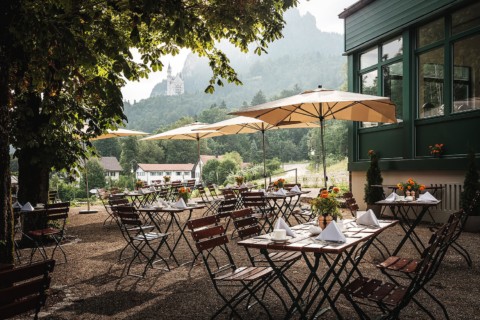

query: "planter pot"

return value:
[366, 204, 382, 218]
[463, 215, 480, 233]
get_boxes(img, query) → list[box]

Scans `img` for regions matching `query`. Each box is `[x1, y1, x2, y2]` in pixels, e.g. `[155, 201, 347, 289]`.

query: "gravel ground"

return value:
[13, 198, 480, 320]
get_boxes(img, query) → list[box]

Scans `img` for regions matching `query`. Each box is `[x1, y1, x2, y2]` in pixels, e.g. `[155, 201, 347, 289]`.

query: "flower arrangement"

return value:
[310, 187, 342, 218]
[429, 143, 444, 156]
[235, 176, 244, 185]
[164, 175, 171, 183]
[178, 187, 191, 202]
[396, 178, 425, 195]
[135, 180, 144, 189]
[273, 178, 286, 189]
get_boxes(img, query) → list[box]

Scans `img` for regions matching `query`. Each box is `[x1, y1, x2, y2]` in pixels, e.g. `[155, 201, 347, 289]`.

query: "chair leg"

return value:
[450, 241, 472, 267]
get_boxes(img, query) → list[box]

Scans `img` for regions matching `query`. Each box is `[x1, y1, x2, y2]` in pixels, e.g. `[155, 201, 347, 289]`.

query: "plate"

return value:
[270, 235, 292, 243]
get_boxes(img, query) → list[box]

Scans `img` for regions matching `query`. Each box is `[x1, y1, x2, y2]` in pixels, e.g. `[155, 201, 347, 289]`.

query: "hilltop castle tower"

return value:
[166, 64, 184, 96]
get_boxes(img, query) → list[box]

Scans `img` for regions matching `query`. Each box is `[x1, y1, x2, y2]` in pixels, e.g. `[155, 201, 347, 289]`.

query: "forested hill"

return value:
[123, 9, 346, 133]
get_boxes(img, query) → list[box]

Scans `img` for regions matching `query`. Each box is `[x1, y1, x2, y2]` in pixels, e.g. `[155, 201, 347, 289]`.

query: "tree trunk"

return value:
[0, 70, 14, 264]
[17, 149, 49, 206]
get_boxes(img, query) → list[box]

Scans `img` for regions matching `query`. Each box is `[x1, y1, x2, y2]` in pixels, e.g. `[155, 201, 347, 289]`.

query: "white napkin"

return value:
[259, 189, 267, 195]
[309, 225, 322, 235]
[124, 188, 129, 193]
[356, 209, 380, 227]
[13, 201, 22, 209]
[274, 188, 287, 196]
[174, 198, 188, 209]
[142, 188, 150, 193]
[21, 202, 34, 211]
[291, 185, 301, 193]
[240, 183, 247, 188]
[149, 186, 156, 191]
[274, 217, 296, 237]
[418, 191, 437, 202]
[385, 192, 397, 202]
[316, 221, 346, 243]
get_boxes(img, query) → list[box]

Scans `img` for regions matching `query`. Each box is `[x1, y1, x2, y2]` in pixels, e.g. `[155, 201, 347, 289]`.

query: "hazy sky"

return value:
[121, 0, 357, 103]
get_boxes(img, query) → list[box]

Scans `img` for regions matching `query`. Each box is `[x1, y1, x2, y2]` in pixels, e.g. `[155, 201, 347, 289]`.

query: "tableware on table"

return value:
[405, 196, 414, 201]
[13, 201, 22, 209]
[316, 221, 346, 243]
[274, 217, 297, 237]
[272, 229, 287, 241]
[21, 202, 34, 211]
[337, 219, 346, 231]
[385, 192, 397, 202]
[308, 225, 322, 235]
[270, 235, 292, 243]
[290, 185, 301, 193]
[174, 198, 188, 209]
[396, 195, 405, 201]
[356, 209, 380, 227]
[418, 191, 438, 202]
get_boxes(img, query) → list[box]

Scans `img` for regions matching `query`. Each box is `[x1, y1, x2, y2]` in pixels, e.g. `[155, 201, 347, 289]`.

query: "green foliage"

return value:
[120, 137, 140, 175]
[251, 90, 267, 106]
[217, 159, 239, 185]
[80, 159, 106, 190]
[460, 150, 480, 216]
[93, 139, 122, 159]
[364, 150, 384, 205]
[202, 159, 221, 184]
[266, 158, 282, 174]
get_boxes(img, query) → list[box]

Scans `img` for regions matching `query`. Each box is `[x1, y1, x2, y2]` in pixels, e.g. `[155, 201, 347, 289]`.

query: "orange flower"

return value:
[320, 190, 329, 198]
[419, 185, 425, 191]
[407, 185, 412, 190]
[332, 187, 340, 193]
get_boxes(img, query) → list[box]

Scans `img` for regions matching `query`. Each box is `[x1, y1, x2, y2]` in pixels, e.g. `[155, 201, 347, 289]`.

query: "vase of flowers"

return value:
[235, 176, 244, 186]
[135, 180, 144, 190]
[397, 178, 425, 198]
[164, 175, 171, 183]
[310, 187, 342, 229]
[178, 187, 191, 203]
[273, 178, 286, 190]
[429, 143, 444, 157]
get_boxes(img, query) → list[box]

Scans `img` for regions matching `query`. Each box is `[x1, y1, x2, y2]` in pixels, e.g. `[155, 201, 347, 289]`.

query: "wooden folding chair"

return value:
[241, 191, 275, 233]
[343, 213, 460, 319]
[116, 206, 173, 277]
[197, 185, 222, 216]
[0, 259, 56, 320]
[215, 194, 237, 234]
[28, 202, 69, 263]
[190, 223, 284, 319]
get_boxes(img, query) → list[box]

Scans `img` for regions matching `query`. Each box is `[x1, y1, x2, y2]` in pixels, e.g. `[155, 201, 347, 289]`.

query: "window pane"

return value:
[452, 2, 480, 35]
[418, 47, 444, 118]
[360, 47, 378, 69]
[383, 62, 403, 120]
[382, 37, 403, 61]
[361, 70, 378, 127]
[417, 18, 444, 48]
[453, 34, 480, 113]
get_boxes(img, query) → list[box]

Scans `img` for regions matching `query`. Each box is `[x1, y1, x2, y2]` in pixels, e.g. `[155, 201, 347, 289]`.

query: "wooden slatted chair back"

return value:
[187, 215, 219, 233]
[0, 259, 55, 320]
[216, 195, 237, 219]
[231, 208, 261, 239]
[207, 184, 219, 198]
[115, 206, 142, 227]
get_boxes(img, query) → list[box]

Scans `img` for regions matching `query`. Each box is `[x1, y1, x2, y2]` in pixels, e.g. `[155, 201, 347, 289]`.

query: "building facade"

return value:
[136, 163, 194, 185]
[99, 157, 122, 181]
[340, 0, 480, 220]
[166, 64, 184, 96]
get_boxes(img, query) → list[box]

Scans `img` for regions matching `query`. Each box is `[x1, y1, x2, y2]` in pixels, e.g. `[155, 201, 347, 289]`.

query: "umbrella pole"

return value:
[197, 137, 201, 185]
[262, 130, 267, 189]
[319, 109, 327, 188]
[80, 145, 97, 214]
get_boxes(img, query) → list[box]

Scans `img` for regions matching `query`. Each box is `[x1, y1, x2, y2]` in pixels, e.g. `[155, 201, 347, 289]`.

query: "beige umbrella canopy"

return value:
[196, 116, 319, 187]
[231, 88, 397, 187]
[141, 122, 223, 182]
[81, 128, 149, 214]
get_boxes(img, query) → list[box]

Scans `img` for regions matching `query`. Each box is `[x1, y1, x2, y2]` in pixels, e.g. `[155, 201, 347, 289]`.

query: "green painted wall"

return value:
[358, 125, 404, 160]
[345, 0, 463, 51]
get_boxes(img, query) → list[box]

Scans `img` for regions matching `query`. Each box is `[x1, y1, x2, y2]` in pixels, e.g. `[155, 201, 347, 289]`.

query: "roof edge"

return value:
[339, 0, 376, 19]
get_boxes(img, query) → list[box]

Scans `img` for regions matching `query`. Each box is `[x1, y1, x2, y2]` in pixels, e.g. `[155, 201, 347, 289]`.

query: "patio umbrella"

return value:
[231, 87, 397, 187]
[81, 128, 149, 214]
[140, 122, 223, 183]
[195, 116, 319, 188]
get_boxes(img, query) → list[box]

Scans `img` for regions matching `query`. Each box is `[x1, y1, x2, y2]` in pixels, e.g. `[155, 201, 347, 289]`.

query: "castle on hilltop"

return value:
[166, 64, 184, 96]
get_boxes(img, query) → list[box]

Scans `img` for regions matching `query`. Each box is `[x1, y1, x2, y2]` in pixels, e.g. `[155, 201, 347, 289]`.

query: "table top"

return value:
[238, 219, 398, 254]
[376, 199, 441, 207]
[137, 204, 206, 212]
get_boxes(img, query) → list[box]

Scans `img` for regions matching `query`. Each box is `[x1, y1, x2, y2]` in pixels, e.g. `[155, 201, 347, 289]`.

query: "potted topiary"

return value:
[461, 149, 480, 232]
[364, 150, 384, 216]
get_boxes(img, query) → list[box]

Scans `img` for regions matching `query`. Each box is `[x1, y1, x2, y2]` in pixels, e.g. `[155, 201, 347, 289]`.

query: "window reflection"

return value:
[383, 62, 403, 120]
[382, 37, 403, 61]
[361, 70, 378, 127]
[452, 2, 480, 35]
[418, 48, 444, 118]
[360, 47, 378, 69]
[417, 18, 444, 48]
[453, 34, 480, 113]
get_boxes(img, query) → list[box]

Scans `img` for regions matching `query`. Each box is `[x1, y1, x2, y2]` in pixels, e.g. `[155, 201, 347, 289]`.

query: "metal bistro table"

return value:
[138, 203, 206, 266]
[238, 219, 398, 319]
[376, 199, 441, 255]
[266, 190, 310, 226]
[124, 190, 157, 208]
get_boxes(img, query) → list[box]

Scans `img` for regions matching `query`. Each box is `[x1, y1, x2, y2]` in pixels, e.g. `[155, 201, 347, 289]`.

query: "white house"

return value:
[99, 157, 123, 181]
[136, 163, 195, 184]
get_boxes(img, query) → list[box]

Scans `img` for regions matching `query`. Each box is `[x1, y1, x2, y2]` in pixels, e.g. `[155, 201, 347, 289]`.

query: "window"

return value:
[418, 48, 444, 118]
[452, 2, 480, 35]
[165, 171, 171, 176]
[453, 34, 480, 113]
[184, 171, 190, 176]
[176, 171, 181, 176]
[359, 36, 403, 127]
[417, 18, 444, 47]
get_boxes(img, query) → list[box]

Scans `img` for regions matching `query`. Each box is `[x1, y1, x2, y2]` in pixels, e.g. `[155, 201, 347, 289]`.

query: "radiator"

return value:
[429, 183, 462, 213]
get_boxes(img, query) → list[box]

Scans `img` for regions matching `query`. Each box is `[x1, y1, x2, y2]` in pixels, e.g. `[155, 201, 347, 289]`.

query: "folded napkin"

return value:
[259, 189, 267, 195]
[174, 198, 188, 209]
[290, 185, 301, 193]
[316, 221, 346, 243]
[149, 186, 156, 191]
[418, 191, 437, 202]
[385, 192, 397, 202]
[274, 217, 296, 237]
[240, 183, 247, 188]
[21, 202, 34, 211]
[356, 209, 380, 227]
[124, 188, 129, 193]
[142, 188, 150, 193]
[274, 188, 287, 196]
[13, 201, 22, 209]
[309, 225, 322, 235]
